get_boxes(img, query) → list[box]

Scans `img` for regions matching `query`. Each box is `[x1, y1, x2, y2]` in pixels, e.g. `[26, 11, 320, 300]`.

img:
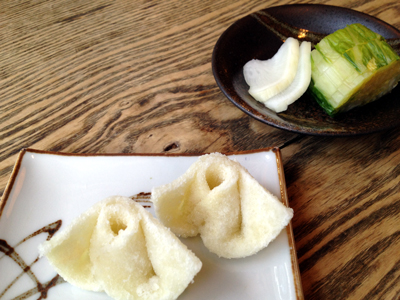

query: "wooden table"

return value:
[1, 0, 400, 299]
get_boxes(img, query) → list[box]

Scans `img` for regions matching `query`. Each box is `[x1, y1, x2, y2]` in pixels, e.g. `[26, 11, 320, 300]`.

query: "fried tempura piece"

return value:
[151, 153, 293, 259]
[39, 196, 202, 300]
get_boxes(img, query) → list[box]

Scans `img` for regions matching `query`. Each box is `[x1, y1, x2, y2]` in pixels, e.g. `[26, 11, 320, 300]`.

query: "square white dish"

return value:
[0, 148, 303, 300]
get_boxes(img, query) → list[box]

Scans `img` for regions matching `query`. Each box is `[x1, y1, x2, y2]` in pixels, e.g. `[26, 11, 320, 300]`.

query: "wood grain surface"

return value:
[1, 0, 400, 299]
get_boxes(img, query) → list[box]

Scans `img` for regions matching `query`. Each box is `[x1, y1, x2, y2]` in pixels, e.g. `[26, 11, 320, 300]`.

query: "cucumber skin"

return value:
[308, 79, 336, 116]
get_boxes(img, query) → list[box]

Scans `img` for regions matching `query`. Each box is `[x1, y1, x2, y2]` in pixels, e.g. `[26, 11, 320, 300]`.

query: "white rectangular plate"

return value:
[0, 148, 303, 300]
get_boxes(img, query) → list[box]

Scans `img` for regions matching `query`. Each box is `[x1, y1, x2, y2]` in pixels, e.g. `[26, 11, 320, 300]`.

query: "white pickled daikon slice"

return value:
[243, 37, 300, 101]
[263, 41, 311, 112]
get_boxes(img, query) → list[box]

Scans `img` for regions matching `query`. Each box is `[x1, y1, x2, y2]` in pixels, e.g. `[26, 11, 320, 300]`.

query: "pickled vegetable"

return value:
[309, 23, 400, 115]
[243, 37, 300, 102]
[263, 41, 311, 112]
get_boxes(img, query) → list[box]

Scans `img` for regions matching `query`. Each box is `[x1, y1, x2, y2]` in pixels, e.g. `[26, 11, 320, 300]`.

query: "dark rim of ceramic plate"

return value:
[212, 4, 400, 136]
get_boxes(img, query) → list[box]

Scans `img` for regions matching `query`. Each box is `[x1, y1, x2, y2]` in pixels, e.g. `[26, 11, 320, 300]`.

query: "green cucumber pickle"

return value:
[308, 23, 400, 116]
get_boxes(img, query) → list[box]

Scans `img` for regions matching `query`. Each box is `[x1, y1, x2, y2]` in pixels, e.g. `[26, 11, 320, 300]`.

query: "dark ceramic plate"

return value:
[212, 4, 400, 136]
